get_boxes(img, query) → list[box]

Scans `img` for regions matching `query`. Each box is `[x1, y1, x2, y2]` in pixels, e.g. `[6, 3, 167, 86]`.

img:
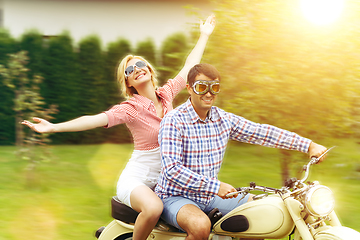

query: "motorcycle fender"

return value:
[98, 220, 187, 240]
[97, 220, 133, 240]
[314, 226, 360, 240]
[213, 195, 294, 239]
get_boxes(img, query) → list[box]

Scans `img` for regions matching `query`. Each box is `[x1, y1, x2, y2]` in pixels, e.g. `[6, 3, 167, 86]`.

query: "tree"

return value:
[104, 38, 132, 107]
[0, 29, 18, 145]
[206, 0, 360, 183]
[19, 30, 44, 78]
[0, 50, 57, 144]
[41, 32, 81, 144]
[135, 38, 157, 66]
[0, 51, 57, 186]
[77, 35, 108, 143]
[158, 32, 188, 85]
[103, 38, 132, 143]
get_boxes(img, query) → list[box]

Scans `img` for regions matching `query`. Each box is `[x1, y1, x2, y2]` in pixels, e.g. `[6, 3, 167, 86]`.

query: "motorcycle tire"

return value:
[315, 226, 360, 240]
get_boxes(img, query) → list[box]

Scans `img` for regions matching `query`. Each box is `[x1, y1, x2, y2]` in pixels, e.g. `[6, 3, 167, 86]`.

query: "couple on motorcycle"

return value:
[21, 14, 328, 240]
[155, 63, 327, 240]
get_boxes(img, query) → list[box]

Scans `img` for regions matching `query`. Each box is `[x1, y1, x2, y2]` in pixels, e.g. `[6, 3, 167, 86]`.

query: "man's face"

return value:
[187, 73, 219, 119]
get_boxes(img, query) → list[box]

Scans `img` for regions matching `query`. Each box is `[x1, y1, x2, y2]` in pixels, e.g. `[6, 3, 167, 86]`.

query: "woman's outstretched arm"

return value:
[22, 113, 109, 133]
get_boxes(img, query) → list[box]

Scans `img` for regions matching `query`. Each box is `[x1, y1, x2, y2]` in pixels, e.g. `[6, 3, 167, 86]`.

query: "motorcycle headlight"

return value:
[305, 185, 335, 217]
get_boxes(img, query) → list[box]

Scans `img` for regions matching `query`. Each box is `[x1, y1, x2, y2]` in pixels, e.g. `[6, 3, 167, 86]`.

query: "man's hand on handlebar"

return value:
[308, 142, 328, 163]
[218, 182, 238, 199]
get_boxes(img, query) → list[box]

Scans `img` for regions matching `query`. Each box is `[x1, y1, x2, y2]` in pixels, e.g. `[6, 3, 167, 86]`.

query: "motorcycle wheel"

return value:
[115, 233, 133, 240]
[315, 226, 360, 240]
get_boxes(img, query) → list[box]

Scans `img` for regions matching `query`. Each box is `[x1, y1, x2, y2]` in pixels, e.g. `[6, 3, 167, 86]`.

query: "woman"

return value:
[22, 14, 216, 240]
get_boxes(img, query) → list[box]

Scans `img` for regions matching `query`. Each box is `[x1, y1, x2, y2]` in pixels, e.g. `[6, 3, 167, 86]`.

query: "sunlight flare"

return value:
[300, 0, 345, 25]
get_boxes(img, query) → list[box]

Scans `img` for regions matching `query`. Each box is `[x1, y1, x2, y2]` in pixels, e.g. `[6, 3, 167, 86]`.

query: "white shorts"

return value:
[116, 147, 161, 208]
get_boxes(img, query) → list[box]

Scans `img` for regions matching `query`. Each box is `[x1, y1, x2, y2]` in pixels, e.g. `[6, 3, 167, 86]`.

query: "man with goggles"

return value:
[156, 63, 328, 240]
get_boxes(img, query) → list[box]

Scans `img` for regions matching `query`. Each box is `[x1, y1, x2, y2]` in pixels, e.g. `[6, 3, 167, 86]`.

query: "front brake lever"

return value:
[225, 187, 248, 198]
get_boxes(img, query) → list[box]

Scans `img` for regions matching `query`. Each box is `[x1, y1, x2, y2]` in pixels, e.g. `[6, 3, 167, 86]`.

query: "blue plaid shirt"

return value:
[155, 99, 311, 204]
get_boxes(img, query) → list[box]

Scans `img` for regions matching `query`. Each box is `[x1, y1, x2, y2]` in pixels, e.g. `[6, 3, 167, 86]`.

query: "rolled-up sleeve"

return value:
[104, 104, 135, 128]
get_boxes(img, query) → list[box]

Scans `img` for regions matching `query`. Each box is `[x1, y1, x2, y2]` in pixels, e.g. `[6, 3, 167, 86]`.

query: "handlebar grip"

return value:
[225, 192, 238, 197]
[311, 156, 320, 164]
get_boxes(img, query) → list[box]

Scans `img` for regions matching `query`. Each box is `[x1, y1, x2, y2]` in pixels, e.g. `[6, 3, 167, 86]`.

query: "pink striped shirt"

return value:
[104, 75, 185, 150]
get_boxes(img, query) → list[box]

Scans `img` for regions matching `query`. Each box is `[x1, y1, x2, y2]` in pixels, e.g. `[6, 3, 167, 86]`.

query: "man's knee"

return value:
[177, 204, 211, 239]
[185, 217, 211, 240]
[189, 216, 211, 238]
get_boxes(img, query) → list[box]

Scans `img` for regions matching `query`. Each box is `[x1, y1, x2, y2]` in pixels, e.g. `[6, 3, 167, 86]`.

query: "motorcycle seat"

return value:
[111, 196, 139, 224]
[110, 196, 224, 228]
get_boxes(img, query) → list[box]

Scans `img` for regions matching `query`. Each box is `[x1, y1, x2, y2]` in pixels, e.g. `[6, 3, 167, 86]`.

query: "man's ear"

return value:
[186, 83, 191, 94]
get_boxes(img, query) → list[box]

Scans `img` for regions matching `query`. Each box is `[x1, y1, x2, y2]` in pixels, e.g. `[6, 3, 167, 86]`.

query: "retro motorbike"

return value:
[95, 147, 360, 239]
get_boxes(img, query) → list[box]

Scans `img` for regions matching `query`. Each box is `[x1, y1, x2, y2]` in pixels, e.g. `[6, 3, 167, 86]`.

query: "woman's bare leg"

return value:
[130, 185, 163, 240]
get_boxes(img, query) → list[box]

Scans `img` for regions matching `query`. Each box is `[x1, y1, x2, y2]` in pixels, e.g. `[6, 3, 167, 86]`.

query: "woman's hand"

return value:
[200, 14, 216, 37]
[22, 113, 108, 133]
[22, 117, 55, 133]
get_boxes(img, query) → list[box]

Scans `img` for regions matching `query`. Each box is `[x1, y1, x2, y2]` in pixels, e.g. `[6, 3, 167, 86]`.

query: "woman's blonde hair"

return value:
[117, 55, 158, 99]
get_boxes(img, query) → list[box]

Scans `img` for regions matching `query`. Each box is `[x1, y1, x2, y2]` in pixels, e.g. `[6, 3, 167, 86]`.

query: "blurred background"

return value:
[0, 0, 360, 239]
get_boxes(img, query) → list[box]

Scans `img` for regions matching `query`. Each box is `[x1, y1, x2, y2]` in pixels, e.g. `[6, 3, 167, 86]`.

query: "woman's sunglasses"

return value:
[125, 61, 147, 78]
[192, 80, 220, 95]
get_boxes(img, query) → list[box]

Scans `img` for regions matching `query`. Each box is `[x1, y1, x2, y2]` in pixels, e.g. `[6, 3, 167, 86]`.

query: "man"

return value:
[155, 63, 327, 240]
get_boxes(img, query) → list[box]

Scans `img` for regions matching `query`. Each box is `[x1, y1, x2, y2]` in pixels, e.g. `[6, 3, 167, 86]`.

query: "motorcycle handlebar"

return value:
[301, 146, 335, 182]
[227, 147, 336, 198]
[226, 183, 279, 197]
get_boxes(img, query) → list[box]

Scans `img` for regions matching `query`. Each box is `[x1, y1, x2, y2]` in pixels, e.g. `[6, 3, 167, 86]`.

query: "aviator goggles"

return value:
[125, 61, 147, 78]
[192, 80, 220, 95]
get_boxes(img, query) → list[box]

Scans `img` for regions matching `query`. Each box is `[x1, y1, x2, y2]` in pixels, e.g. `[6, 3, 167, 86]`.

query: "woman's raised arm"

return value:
[177, 14, 216, 80]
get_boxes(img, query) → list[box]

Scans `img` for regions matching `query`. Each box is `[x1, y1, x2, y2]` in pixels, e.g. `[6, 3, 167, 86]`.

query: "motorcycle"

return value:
[95, 147, 360, 239]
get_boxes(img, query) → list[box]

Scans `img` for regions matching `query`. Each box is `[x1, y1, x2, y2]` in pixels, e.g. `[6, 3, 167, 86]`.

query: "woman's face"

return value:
[125, 58, 152, 89]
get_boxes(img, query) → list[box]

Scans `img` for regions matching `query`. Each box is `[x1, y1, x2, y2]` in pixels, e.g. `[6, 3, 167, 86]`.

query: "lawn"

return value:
[0, 139, 359, 240]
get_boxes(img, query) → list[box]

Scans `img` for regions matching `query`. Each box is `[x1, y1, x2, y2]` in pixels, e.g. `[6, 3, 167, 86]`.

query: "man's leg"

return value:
[162, 196, 211, 240]
[177, 204, 211, 240]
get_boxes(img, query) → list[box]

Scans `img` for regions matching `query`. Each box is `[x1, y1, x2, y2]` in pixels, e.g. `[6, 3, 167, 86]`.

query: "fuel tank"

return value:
[213, 195, 295, 239]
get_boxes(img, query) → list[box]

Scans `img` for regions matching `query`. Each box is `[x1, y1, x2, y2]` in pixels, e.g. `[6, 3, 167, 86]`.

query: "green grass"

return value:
[0, 139, 359, 240]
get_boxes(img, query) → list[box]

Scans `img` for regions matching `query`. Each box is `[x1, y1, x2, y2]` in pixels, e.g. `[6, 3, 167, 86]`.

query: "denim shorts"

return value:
[161, 194, 250, 231]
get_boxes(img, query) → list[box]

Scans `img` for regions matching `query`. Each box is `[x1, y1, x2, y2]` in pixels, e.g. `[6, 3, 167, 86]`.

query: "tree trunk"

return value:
[279, 149, 292, 185]
[15, 115, 24, 146]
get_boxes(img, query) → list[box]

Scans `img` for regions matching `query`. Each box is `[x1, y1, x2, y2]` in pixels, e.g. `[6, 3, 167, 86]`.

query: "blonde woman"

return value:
[22, 14, 216, 240]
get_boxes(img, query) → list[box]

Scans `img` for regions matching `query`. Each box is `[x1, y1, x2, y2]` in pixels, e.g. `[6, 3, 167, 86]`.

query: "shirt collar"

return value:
[132, 92, 165, 109]
[184, 98, 220, 123]
[132, 94, 152, 109]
